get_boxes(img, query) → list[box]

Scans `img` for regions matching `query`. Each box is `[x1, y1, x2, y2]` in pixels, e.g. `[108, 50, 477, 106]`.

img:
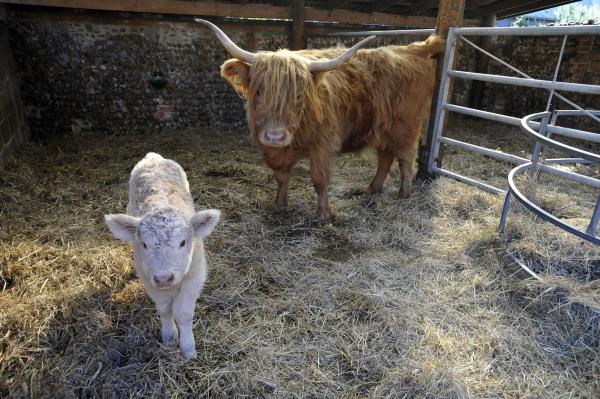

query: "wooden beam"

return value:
[496, 0, 577, 18]
[364, 0, 402, 13]
[435, 0, 465, 36]
[408, 0, 439, 14]
[466, 0, 501, 9]
[1, 0, 482, 27]
[326, 0, 355, 10]
[306, 7, 439, 26]
[1, 0, 292, 19]
[291, 0, 305, 50]
[468, 0, 577, 19]
[468, 14, 496, 110]
[417, 0, 465, 182]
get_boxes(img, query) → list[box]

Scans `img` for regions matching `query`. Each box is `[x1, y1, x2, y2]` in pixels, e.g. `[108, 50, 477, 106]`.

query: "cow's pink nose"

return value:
[266, 130, 286, 143]
[153, 274, 175, 286]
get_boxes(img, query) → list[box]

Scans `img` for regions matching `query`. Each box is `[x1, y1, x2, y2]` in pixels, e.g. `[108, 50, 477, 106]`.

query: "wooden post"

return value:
[469, 13, 496, 109]
[416, 0, 465, 182]
[291, 0, 305, 50]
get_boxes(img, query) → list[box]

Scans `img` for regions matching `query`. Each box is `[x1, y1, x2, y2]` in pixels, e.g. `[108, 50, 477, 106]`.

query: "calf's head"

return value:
[196, 19, 374, 147]
[105, 208, 220, 289]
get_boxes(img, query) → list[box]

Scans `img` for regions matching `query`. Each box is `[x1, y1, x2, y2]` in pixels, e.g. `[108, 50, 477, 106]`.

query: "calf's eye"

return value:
[180, 240, 186, 248]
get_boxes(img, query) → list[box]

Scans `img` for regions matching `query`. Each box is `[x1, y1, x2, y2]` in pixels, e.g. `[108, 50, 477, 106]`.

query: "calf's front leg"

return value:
[155, 296, 177, 346]
[173, 292, 198, 359]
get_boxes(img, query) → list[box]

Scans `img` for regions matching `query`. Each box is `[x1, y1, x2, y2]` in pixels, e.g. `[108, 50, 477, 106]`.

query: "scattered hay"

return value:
[0, 118, 599, 397]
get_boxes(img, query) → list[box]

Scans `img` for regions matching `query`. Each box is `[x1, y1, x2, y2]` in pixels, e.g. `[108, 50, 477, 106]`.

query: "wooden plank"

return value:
[364, 0, 403, 13]
[305, 7, 439, 26]
[0, 0, 449, 26]
[496, 0, 577, 18]
[417, 0, 465, 182]
[469, 0, 577, 19]
[326, 0, 355, 10]
[1, 0, 293, 19]
[407, 0, 438, 14]
[291, 0, 305, 50]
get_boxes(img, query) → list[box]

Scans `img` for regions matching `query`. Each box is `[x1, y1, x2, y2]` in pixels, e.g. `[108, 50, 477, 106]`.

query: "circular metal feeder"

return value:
[498, 110, 600, 279]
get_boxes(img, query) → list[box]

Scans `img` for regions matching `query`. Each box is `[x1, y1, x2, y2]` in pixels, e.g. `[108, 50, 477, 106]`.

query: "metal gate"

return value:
[427, 25, 600, 253]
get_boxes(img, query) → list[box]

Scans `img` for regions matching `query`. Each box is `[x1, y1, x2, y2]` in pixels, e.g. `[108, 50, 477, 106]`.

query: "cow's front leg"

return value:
[264, 148, 295, 210]
[273, 166, 292, 208]
[310, 154, 332, 222]
[173, 293, 198, 359]
[155, 296, 177, 346]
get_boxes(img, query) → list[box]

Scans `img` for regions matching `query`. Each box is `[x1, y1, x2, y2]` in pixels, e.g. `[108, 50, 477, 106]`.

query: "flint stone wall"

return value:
[6, 16, 599, 139]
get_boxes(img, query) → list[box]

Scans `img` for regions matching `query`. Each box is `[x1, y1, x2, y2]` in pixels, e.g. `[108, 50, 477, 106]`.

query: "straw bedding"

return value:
[1, 117, 599, 398]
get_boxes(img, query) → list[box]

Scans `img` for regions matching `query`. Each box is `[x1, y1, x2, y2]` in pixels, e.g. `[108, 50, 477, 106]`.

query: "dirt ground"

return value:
[1, 117, 599, 398]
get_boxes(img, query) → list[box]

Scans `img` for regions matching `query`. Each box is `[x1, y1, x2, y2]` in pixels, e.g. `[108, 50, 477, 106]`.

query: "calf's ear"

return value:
[191, 209, 221, 238]
[221, 59, 250, 95]
[104, 214, 140, 241]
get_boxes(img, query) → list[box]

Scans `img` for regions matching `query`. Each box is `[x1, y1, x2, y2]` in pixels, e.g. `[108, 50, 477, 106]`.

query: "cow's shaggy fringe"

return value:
[1, 118, 599, 398]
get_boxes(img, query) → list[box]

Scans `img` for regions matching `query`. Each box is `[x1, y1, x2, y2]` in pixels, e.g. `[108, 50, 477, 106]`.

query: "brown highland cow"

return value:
[197, 19, 444, 222]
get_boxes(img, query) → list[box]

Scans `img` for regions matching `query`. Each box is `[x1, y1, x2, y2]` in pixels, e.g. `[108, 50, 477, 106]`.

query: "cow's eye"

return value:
[143, 242, 147, 249]
[180, 240, 186, 248]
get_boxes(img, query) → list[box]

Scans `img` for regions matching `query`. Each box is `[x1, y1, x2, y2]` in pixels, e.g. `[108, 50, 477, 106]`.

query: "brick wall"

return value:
[0, 20, 28, 170]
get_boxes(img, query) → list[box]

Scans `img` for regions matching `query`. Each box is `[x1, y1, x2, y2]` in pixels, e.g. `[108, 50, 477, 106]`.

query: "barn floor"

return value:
[1, 118, 599, 398]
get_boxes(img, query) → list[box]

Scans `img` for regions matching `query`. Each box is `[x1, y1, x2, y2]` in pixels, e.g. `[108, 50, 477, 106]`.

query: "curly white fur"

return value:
[105, 152, 220, 359]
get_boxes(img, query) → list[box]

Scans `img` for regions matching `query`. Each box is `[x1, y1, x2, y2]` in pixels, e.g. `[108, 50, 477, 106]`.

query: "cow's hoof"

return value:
[365, 185, 383, 195]
[345, 188, 366, 197]
[320, 213, 334, 225]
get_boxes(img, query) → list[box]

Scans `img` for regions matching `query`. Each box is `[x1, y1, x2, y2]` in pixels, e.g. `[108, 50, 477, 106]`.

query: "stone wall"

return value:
[453, 35, 600, 128]
[5, 14, 600, 139]
[8, 19, 291, 138]
[0, 20, 27, 170]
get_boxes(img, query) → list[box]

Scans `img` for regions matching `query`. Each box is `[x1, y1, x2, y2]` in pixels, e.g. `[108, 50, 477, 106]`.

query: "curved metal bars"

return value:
[499, 110, 600, 280]
[505, 161, 600, 245]
[521, 112, 600, 163]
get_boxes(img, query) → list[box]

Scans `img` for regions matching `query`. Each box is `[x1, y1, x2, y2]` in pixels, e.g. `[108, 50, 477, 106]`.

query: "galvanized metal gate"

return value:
[427, 25, 600, 257]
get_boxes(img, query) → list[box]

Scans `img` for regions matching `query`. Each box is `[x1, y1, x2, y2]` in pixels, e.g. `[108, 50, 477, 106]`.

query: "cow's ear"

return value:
[221, 59, 250, 95]
[311, 71, 327, 87]
[105, 214, 140, 241]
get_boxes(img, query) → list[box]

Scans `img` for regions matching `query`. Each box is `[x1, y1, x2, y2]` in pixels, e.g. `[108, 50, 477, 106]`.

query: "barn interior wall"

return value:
[0, 20, 27, 169]
[5, 13, 599, 139]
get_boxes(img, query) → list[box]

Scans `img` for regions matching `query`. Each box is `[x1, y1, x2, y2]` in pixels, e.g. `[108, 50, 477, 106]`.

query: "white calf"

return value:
[105, 152, 220, 359]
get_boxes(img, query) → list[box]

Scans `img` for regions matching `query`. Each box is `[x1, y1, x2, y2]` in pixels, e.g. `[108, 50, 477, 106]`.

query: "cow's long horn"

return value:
[308, 35, 376, 72]
[195, 18, 257, 64]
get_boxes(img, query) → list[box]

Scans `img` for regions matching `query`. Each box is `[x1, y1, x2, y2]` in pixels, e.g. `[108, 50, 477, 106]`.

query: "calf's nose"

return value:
[153, 273, 175, 286]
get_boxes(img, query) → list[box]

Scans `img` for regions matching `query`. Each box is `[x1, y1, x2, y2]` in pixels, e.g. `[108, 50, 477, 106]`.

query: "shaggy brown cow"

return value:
[197, 19, 444, 222]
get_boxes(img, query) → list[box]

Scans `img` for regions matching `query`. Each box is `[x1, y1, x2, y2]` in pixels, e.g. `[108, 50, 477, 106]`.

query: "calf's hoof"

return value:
[162, 334, 177, 346]
[162, 328, 177, 346]
[181, 348, 198, 360]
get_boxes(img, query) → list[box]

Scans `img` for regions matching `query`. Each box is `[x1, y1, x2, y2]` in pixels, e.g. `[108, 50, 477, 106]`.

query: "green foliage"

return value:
[555, 3, 600, 25]
[512, 16, 529, 27]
